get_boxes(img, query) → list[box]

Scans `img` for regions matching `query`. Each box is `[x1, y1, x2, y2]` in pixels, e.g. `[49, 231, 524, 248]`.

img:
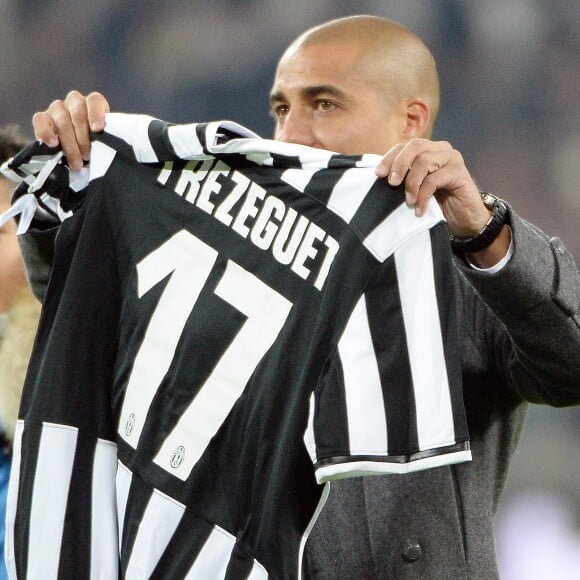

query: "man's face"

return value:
[270, 41, 403, 155]
[0, 179, 27, 313]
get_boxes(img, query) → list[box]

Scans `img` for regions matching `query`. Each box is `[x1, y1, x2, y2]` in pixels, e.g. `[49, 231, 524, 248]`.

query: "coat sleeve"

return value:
[18, 224, 57, 304]
[2, 140, 86, 305]
[455, 207, 580, 406]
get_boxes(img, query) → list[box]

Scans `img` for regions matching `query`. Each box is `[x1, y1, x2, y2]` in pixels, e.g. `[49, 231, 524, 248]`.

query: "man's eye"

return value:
[316, 100, 335, 111]
[271, 105, 289, 118]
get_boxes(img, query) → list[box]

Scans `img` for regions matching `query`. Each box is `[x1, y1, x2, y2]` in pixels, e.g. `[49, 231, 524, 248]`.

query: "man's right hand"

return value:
[32, 91, 110, 171]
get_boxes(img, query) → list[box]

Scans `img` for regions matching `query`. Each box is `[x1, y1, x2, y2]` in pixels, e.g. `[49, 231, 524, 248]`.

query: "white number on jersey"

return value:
[118, 229, 293, 480]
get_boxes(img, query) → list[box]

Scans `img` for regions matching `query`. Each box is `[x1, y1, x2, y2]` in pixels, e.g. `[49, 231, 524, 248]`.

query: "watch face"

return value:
[481, 192, 498, 210]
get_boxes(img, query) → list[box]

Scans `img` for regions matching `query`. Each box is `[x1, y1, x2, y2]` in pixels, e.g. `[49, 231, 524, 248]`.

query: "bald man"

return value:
[15, 15, 580, 580]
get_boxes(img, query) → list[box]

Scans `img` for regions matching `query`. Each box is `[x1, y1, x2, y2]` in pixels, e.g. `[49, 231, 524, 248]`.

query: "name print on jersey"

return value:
[2, 115, 471, 579]
[156, 159, 340, 290]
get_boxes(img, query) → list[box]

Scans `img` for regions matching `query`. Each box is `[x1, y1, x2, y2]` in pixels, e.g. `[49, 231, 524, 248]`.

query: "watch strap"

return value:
[449, 193, 508, 254]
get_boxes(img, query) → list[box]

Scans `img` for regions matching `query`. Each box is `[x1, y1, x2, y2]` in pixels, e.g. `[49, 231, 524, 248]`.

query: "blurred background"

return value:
[1, 0, 579, 576]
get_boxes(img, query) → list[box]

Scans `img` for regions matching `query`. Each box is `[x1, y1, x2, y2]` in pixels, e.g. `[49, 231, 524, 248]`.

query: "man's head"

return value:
[0, 124, 29, 313]
[270, 15, 440, 155]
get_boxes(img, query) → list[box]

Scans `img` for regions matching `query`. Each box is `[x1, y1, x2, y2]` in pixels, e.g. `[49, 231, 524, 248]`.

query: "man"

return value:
[14, 15, 580, 579]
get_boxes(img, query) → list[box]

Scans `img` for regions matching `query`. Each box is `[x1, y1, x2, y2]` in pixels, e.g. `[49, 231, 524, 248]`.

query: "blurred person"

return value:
[6, 14, 580, 579]
[0, 126, 41, 580]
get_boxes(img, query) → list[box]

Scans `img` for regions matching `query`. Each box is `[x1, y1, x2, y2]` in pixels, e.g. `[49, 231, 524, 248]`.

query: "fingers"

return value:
[86, 92, 110, 132]
[408, 162, 457, 217]
[375, 139, 460, 216]
[374, 143, 404, 180]
[401, 149, 457, 209]
[32, 90, 110, 171]
[32, 110, 60, 148]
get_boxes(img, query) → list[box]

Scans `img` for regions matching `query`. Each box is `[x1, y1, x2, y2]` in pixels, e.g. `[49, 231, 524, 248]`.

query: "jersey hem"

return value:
[314, 442, 472, 483]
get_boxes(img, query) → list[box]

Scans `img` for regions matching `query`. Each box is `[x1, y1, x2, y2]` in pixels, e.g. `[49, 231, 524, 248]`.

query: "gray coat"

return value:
[302, 211, 580, 579]
[19, 207, 580, 580]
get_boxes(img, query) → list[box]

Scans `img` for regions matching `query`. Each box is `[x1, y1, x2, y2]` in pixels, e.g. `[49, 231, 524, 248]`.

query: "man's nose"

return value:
[277, 109, 316, 147]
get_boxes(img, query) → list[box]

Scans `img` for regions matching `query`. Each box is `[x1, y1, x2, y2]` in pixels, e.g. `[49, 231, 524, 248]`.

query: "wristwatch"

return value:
[449, 192, 508, 254]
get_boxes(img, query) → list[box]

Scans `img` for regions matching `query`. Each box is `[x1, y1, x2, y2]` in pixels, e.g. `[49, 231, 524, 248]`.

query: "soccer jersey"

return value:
[2, 114, 470, 579]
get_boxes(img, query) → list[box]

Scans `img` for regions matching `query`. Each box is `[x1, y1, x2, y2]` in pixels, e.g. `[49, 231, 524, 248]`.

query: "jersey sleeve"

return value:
[306, 220, 471, 484]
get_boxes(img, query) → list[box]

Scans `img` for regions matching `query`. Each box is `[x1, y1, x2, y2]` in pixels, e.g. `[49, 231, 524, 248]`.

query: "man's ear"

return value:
[402, 98, 430, 139]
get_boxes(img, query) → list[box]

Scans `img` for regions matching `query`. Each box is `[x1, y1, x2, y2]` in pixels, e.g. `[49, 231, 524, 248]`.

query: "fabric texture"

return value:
[1, 114, 472, 579]
[302, 211, 580, 579]
[5, 114, 580, 579]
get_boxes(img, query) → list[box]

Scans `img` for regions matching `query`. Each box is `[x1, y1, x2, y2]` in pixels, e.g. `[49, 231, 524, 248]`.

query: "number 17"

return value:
[118, 230, 293, 481]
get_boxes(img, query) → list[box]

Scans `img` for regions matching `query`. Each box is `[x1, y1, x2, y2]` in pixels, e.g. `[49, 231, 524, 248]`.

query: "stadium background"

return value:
[1, 1, 579, 576]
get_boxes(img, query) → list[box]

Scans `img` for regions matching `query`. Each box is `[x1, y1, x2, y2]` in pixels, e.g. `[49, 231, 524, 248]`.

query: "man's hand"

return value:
[32, 91, 110, 172]
[375, 138, 511, 267]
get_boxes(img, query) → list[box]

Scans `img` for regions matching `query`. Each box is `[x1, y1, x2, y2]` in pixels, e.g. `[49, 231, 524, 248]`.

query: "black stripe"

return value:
[148, 119, 178, 161]
[430, 223, 468, 441]
[150, 511, 214, 579]
[14, 422, 43, 579]
[119, 476, 155, 577]
[215, 127, 245, 145]
[10, 141, 58, 166]
[225, 542, 258, 579]
[98, 130, 136, 164]
[303, 165, 347, 207]
[365, 256, 419, 454]
[57, 432, 96, 579]
[196, 123, 211, 155]
[350, 181, 404, 241]
[270, 152, 301, 169]
[327, 154, 363, 168]
[314, 354, 350, 458]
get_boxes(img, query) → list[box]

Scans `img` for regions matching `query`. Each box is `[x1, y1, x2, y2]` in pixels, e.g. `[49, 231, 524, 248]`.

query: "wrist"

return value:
[467, 225, 512, 269]
[449, 192, 508, 254]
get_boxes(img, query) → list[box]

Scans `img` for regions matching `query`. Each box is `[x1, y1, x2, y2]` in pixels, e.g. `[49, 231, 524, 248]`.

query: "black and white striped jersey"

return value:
[3, 114, 470, 579]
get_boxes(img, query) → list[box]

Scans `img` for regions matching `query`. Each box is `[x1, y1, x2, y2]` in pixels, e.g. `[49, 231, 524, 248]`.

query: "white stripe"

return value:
[394, 230, 456, 450]
[356, 154, 382, 168]
[244, 151, 275, 166]
[207, 135, 335, 169]
[247, 559, 269, 580]
[204, 120, 260, 149]
[4, 421, 23, 579]
[27, 151, 64, 194]
[0, 162, 29, 184]
[327, 167, 377, 223]
[364, 198, 444, 262]
[167, 124, 204, 159]
[116, 461, 133, 552]
[298, 482, 330, 580]
[104, 113, 157, 162]
[280, 168, 317, 193]
[0, 193, 38, 234]
[184, 526, 236, 579]
[90, 440, 119, 579]
[315, 449, 472, 483]
[302, 393, 317, 465]
[69, 166, 91, 193]
[338, 297, 388, 454]
[28, 423, 78, 580]
[125, 488, 185, 579]
[89, 141, 117, 182]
